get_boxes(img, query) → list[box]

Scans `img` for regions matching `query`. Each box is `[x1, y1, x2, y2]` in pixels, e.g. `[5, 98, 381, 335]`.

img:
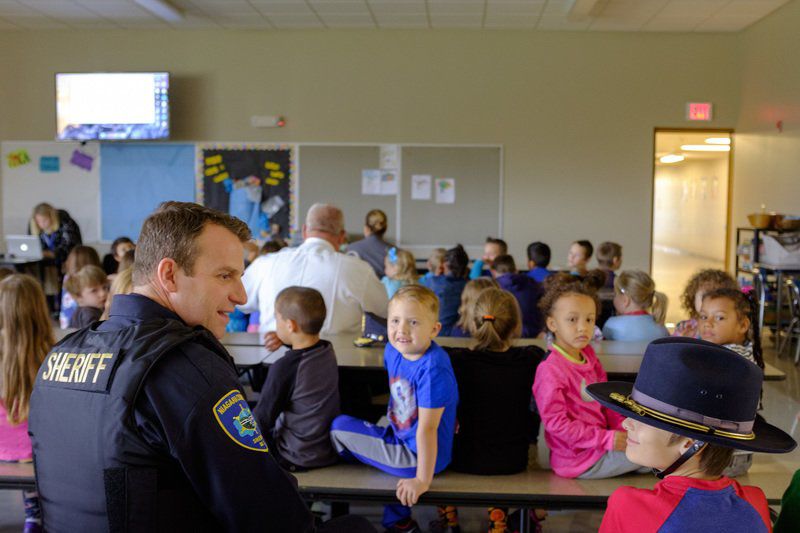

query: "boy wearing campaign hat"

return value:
[587, 337, 796, 533]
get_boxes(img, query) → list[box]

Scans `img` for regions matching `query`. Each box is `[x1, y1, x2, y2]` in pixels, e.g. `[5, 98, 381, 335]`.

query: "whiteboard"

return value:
[1, 141, 101, 242]
[297, 145, 398, 241]
[400, 145, 502, 247]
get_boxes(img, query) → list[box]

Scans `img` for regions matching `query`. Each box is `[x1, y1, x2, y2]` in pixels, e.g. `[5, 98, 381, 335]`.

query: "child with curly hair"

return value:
[673, 269, 738, 338]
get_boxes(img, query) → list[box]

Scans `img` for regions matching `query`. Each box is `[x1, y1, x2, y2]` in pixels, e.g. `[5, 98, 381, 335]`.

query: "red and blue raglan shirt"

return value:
[600, 476, 772, 533]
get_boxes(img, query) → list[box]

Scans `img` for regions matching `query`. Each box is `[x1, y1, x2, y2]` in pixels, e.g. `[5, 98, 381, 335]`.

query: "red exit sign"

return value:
[687, 102, 713, 121]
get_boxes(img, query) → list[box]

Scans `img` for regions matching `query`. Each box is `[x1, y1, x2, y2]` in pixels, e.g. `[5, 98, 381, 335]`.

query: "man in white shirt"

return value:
[240, 203, 388, 348]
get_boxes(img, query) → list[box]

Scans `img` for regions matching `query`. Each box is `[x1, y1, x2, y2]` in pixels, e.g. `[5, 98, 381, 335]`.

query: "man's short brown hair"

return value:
[390, 285, 440, 319]
[133, 201, 251, 286]
[275, 286, 327, 335]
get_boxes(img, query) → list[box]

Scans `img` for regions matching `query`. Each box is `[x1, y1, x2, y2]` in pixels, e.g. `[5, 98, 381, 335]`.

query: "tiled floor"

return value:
[651, 246, 725, 327]
[3, 340, 799, 533]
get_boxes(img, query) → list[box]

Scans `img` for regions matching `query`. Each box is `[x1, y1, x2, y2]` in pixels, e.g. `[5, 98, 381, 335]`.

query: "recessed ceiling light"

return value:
[660, 154, 685, 164]
[134, 0, 183, 22]
[680, 144, 731, 152]
[705, 137, 731, 145]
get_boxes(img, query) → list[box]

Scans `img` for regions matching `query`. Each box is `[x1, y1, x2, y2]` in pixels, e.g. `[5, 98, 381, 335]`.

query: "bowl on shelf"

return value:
[778, 216, 800, 231]
[748, 212, 776, 229]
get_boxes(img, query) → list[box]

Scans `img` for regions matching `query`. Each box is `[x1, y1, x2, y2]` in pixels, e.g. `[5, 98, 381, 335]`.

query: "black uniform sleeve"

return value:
[253, 352, 300, 432]
[134, 343, 314, 532]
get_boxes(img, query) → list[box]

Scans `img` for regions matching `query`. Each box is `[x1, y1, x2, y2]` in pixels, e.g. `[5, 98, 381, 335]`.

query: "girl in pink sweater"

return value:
[1, 274, 54, 533]
[533, 274, 645, 479]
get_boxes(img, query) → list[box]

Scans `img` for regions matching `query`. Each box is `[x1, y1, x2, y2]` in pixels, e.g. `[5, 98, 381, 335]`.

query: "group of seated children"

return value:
[234, 247, 792, 532]
[59, 238, 136, 329]
[375, 236, 635, 340]
[2, 227, 796, 533]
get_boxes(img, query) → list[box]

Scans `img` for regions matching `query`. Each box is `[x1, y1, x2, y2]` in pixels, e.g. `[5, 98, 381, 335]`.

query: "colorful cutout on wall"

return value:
[199, 145, 294, 240]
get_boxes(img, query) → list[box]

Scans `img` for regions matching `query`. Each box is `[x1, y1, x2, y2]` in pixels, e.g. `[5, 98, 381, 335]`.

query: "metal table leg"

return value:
[776, 271, 784, 349]
[520, 507, 531, 533]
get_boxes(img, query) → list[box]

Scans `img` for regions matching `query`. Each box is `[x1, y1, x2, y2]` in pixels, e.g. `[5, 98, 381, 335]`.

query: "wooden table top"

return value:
[224, 335, 786, 381]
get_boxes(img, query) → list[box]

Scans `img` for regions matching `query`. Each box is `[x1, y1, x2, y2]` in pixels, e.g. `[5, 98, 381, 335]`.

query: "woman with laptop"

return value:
[28, 203, 82, 312]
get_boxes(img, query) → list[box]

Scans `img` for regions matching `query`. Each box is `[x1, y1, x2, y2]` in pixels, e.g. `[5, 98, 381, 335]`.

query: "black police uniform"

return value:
[29, 294, 315, 532]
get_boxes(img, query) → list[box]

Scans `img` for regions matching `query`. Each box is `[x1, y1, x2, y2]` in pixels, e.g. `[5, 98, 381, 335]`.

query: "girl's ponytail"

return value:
[471, 288, 521, 351]
[651, 291, 668, 325]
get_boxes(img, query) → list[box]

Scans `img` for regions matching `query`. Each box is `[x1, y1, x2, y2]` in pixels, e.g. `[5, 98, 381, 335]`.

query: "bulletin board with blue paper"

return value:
[199, 145, 294, 240]
[100, 143, 196, 241]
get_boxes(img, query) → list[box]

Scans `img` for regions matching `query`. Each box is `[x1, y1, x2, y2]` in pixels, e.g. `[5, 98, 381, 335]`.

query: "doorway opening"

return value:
[651, 129, 733, 327]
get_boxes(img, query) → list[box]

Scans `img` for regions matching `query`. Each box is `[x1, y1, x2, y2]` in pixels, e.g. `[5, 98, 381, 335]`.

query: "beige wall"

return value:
[0, 29, 741, 268]
[733, 0, 800, 268]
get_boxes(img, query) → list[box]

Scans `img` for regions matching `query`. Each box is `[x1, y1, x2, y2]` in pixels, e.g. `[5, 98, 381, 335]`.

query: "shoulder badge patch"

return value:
[213, 389, 269, 452]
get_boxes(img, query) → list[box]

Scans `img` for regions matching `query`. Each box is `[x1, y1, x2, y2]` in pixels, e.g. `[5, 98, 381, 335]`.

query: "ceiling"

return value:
[655, 131, 731, 163]
[0, 0, 790, 31]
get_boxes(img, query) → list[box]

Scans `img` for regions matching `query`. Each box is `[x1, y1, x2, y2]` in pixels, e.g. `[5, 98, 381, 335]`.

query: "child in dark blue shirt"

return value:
[421, 245, 469, 335]
[526, 241, 555, 283]
[490, 254, 544, 337]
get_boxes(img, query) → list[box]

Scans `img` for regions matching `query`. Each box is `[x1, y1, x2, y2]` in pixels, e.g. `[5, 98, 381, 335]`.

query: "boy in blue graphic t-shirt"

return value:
[331, 285, 459, 532]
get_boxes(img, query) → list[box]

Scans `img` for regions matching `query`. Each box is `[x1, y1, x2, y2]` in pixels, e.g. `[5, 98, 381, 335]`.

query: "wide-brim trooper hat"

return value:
[587, 337, 796, 454]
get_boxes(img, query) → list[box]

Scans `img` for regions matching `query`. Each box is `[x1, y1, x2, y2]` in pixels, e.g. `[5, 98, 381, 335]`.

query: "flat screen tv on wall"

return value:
[56, 72, 170, 141]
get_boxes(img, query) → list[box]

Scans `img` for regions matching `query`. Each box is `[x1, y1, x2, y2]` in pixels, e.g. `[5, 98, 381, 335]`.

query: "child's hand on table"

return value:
[396, 477, 430, 507]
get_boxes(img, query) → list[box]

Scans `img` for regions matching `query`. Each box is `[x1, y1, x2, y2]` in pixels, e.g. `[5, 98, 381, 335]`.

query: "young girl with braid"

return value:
[698, 287, 764, 477]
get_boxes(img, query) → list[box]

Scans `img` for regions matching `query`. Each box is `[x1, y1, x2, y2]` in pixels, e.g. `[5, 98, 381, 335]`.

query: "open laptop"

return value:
[4, 235, 43, 260]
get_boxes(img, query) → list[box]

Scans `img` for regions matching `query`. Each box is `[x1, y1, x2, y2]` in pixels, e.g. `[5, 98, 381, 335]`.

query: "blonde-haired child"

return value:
[331, 285, 458, 531]
[673, 269, 738, 338]
[419, 248, 446, 285]
[381, 247, 418, 299]
[444, 288, 546, 532]
[64, 265, 108, 329]
[0, 274, 55, 532]
[59, 245, 101, 328]
[101, 266, 133, 321]
[533, 276, 645, 479]
[449, 277, 498, 337]
[602, 270, 669, 342]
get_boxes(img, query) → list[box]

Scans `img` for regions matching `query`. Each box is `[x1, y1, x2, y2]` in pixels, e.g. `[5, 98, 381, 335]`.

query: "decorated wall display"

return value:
[198, 145, 294, 241]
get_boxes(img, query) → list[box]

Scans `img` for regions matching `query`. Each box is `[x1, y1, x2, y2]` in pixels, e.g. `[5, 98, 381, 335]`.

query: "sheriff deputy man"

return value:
[28, 201, 375, 533]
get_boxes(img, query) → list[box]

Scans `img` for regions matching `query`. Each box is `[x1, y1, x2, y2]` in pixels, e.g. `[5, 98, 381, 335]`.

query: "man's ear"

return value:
[156, 258, 180, 293]
[287, 318, 300, 334]
[302, 224, 309, 240]
[338, 230, 347, 247]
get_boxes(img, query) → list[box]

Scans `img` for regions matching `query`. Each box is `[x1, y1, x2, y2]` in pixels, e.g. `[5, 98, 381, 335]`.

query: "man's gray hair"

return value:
[305, 203, 345, 236]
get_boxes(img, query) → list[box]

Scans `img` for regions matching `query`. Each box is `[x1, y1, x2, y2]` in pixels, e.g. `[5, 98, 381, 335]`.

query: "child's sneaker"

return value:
[429, 505, 461, 533]
[24, 522, 42, 533]
[384, 518, 421, 533]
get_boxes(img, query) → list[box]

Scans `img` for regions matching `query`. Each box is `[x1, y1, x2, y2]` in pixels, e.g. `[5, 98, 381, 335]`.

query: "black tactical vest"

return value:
[29, 319, 230, 533]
